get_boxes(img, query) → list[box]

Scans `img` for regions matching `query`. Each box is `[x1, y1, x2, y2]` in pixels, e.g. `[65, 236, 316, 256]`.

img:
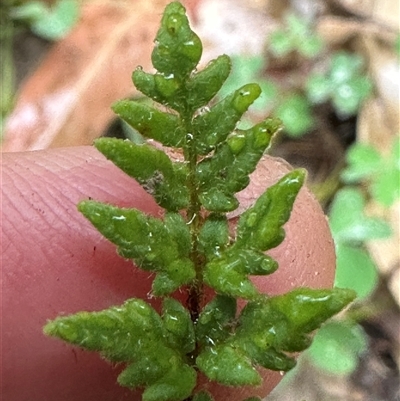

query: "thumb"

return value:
[2, 146, 335, 401]
[2, 146, 157, 401]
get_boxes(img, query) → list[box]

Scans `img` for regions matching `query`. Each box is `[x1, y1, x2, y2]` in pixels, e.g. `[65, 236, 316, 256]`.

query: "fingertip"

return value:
[2, 147, 336, 401]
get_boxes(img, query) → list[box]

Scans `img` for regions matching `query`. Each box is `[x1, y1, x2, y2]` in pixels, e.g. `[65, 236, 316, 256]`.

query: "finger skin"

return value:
[1, 146, 335, 401]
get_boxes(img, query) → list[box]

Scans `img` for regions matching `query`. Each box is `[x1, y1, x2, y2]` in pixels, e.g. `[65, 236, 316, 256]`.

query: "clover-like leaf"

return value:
[335, 243, 379, 299]
[371, 166, 400, 207]
[275, 94, 313, 137]
[78, 201, 195, 295]
[269, 13, 323, 58]
[329, 185, 392, 301]
[11, 0, 79, 41]
[307, 321, 368, 375]
[329, 187, 392, 243]
[341, 138, 400, 207]
[306, 52, 372, 116]
[332, 75, 372, 115]
[341, 143, 382, 183]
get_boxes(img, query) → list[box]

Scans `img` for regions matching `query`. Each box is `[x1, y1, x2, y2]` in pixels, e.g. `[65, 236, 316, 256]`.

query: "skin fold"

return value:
[1, 146, 335, 401]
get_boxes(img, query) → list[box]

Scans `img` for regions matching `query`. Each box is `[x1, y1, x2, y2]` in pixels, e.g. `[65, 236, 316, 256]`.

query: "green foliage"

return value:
[341, 137, 400, 207]
[44, 298, 197, 401]
[308, 139, 397, 376]
[197, 118, 282, 212]
[1, 0, 79, 127]
[329, 187, 391, 299]
[269, 13, 324, 58]
[191, 392, 262, 401]
[44, 3, 355, 400]
[215, 17, 372, 139]
[94, 137, 189, 210]
[307, 320, 368, 375]
[274, 94, 314, 137]
[218, 55, 278, 117]
[196, 288, 355, 385]
[78, 201, 195, 296]
[306, 52, 372, 116]
[10, 0, 79, 40]
[335, 244, 379, 300]
[329, 187, 392, 243]
[192, 392, 214, 401]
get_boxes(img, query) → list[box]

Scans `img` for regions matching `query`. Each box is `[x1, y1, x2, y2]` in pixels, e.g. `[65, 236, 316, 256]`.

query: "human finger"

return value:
[2, 146, 335, 401]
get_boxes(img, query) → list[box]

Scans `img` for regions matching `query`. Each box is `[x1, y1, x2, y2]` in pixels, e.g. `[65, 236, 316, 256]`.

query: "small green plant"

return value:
[215, 57, 315, 139]
[220, 16, 373, 138]
[276, 50, 372, 136]
[9, 0, 79, 40]
[329, 186, 392, 299]
[0, 0, 79, 133]
[201, 8, 390, 383]
[218, 55, 277, 121]
[269, 13, 324, 59]
[304, 139, 398, 376]
[307, 319, 368, 375]
[274, 93, 314, 138]
[306, 52, 373, 117]
[341, 137, 400, 207]
[303, 185, 391, 376]
[332, 138, 399, 298]
[43, 3, 355, 400]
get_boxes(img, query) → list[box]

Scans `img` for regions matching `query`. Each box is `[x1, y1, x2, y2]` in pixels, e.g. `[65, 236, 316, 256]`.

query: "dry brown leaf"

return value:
[357, 98, 398, 155]
[329, 0, 399, 30]
[317, 16, 397, 47]
[194, 0, 275, 61]
[2, 0, 172, 152]
[359, 37, 400, 146]
[367, 201, 400, 305]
